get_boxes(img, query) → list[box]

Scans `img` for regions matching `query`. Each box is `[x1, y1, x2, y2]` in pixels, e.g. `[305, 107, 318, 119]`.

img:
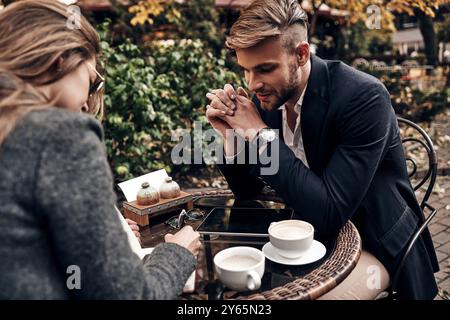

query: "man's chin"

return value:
[260, 101, 278, 112]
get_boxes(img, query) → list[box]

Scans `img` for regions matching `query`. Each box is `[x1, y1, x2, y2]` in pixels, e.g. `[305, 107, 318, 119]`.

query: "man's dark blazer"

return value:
[218, 54, 439, 299]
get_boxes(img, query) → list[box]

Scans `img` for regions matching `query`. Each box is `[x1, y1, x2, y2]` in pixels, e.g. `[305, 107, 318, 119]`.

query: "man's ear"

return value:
[295, 42, 310, 66]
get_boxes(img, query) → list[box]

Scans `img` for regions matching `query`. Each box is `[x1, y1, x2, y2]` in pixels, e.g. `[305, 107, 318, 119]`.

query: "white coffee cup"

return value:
[214, 246, 265, 291]
[268, 220, 314, 259]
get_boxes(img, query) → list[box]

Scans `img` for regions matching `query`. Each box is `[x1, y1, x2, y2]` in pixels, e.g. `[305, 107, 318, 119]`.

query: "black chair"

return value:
[388, 117, 439, 298]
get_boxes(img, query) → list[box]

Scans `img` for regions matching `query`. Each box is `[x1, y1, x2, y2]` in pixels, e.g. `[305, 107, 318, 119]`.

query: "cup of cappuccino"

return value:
[214, 246, 265, 291]
[268, 220, 314, 259]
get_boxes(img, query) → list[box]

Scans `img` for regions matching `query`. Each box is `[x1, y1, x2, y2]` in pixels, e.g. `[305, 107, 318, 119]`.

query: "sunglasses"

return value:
[164, 208, 206, 229]
[86, 62, 105, 96]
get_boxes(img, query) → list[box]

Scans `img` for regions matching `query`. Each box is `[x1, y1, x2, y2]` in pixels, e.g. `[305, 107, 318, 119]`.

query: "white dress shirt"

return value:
[278, 84, 309, 168]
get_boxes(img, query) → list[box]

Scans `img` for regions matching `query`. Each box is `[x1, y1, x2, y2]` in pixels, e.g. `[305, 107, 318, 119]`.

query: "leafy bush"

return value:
[101, 0, 225, 54]
[99, 24, 242, 185]
[338, 22, 393, 62]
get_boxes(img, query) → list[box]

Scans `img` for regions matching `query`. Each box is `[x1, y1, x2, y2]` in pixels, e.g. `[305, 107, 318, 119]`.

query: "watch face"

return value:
[261, 129, 276, 142]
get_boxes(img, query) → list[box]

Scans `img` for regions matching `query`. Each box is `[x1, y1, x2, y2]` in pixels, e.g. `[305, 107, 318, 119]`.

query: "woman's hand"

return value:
[126, 218, 142, 245]
[164, 225, 202, 257]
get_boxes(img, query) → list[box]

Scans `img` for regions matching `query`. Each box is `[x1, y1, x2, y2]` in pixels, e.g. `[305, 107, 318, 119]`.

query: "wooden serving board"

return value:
[123, 191, 193, 226]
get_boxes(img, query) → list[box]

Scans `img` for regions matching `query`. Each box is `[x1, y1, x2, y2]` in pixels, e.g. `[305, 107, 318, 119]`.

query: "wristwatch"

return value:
[257, 127, 277, 144]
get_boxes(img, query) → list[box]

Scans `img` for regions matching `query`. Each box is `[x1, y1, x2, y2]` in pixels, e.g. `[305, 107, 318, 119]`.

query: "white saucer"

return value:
[262, 240, 326, 265]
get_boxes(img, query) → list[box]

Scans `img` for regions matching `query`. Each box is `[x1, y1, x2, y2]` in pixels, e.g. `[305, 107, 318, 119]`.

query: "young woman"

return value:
[0, 0, 201, 299]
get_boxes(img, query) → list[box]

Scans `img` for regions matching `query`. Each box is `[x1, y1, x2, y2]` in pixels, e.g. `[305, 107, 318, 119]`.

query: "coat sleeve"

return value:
[217, 141, 266, 199]
[221, 84, 395, 237]
[34, 114, 196, 299]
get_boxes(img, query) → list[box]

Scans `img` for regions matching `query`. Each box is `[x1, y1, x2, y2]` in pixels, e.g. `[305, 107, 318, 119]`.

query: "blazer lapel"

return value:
[262, 108, 283, 140]
[256, 55, 330, 172]
[301, 55, 331, 173]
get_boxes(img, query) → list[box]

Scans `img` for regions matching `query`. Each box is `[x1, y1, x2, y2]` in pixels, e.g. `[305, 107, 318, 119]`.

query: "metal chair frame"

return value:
[389, 117, 439, 298]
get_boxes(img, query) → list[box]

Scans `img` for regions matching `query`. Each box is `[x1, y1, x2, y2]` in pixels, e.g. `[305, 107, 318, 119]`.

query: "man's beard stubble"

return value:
[261, 63, 300, 111]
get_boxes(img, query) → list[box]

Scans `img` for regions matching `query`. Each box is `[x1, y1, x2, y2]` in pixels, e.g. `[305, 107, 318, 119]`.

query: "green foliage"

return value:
[338, 21, 394, 62]
[436, 13, 450, 43]
[107, 0, 225, 53]
[99, 22, 242, 184]
[174, 0, 225, 53]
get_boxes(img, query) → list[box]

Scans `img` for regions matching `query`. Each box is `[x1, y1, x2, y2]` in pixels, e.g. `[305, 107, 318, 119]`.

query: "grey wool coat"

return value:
[0, 109, 196, 299]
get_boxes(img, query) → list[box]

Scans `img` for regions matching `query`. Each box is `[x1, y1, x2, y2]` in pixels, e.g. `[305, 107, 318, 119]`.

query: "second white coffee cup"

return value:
[268, 220, 314, 259]
[214, 246, 265, 292]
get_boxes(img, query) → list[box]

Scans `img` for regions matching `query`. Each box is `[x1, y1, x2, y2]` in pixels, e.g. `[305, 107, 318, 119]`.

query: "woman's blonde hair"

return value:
[0, 0, 103, 145]
[226, 0, 309, 51]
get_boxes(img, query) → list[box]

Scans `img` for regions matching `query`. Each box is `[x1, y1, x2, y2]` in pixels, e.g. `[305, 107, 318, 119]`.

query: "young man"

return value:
[205, 0, 439, 299]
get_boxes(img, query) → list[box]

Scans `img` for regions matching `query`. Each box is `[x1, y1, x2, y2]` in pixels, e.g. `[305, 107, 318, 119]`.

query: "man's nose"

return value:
[247, 73, 263, 92]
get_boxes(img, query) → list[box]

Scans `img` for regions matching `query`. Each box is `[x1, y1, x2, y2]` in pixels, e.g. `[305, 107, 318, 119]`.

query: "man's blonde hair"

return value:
[226, 0, 308, 51]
